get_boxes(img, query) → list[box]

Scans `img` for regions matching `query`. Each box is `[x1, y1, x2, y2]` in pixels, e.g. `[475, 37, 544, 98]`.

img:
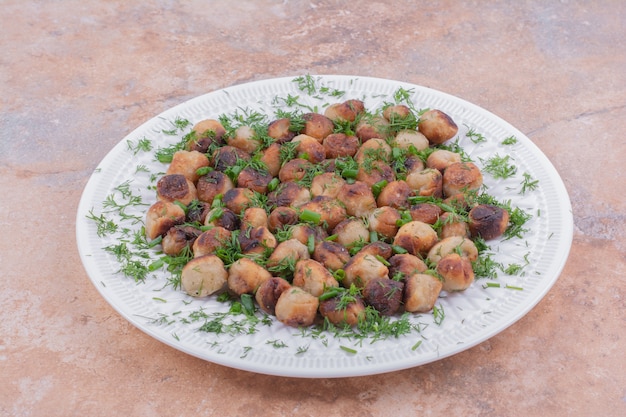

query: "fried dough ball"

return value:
[166, 150, 210, 184]
[291, 134, 326, 164]
[343, 252, 389, 289]
[278, 158, 313, 183]
[188, 119, 226, 152]
[355, 138, 392, 164]
[238, 226, 277, 256]
[324, 99, 364, 123]
[442, 162, 483, 198]
[302, 113, 334, 141]
[405, 168, 443, 198]
[313, 240, 351, 271]
[356, 161, 396, 187]
[426, 149, 462, 172]
[439, 212, 470, 239]
[427, 236, 479, 264]
[468, 204, 510, 240]
[192, 226, 231, 257]
[319, 294, 366, 327]
[267, 206, 299, 233]
[393, 220, 438, 257]
[185, 200, 211, 224]
[156, 174, 197, 206]
[267, 118, 297, 143]
[236, 166, 273, 194]
[336, 181, 377, 218]
[376, 180, 412, 209]
[145, 200, 186, 240]
[357, 241, 394, 260]
[227, 125, 261, 154]
[299, 196, 347, 231]
[162, 225, 201, 256]
[260, 142, 282, 177]
[196, 170, 234, 204]
[275, 287, 319, 327]
[355, 115, 390, 142]
[393, 129, 430, 151]
[418, 109, 458, 145]
[227, 257, 272, 296]
[255, 277, 291, 315]
[203, 207, 239, 231]
[403, 273, 443, 312]
[310, 172, 346, 198]
[181, 255, 228, 297]
[323, 133, 360, 158]
[289, 224, 328, 246]
[362, 278, 404, 316]
[266, 238, 310, 272]
[383, 104, 412, 121]
[437, 253, 474, 292]
[267, 181, 311, 208]
[404, 155, 426, 176]
[293, 259, 339, 297]
[333, 218, 370, 249]
[241, 207, 268, 229]
[409, 203, 443, 225]
[211, 145, 250, 172]
[222, 187, 254, 214]
[388, 253, 428, 281]
[368, 206, 401, 239]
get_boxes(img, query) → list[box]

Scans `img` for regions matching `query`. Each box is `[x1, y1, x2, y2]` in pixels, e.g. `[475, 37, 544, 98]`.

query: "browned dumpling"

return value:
[362, 277, 404, 316]
[313, 240, 351, 271]
[266, 239, 310, 273]
[267, 118, 297, 143]
[319, 294, 366, 327]
[436, 253, 474, 292]
[196, 170, 234, 204]
[162, 225, 201, 256]
[367, 206, 401, 239]
[267, 206, 299, 233]
[260, 142, 282, 177]
[236, 166, 273, 194]
[310, 172, 346, 198]
[324, 99, 364, 123]
[418, 109, 458, 145]
[409, 203, 443, 225]
[382, 104, 412, 121]
[343, 252, 389, 289]
[388, 253, 428, 281]
[427, 235, 479, 264]
[278, 158, 313, 183]
[291, 134, 326, 164]
[188, 119, 226, 152]
[356, 160, 396, 187]
[333, 218, 369, 249]
[376, 180, 412, 209]
[166, 150, 210, 184]
[393, 220, 438, 257]
[336, 181, 377, 218]
[203, 207, 239, 231]
[156, 174, 197, 206]
[275, 287, 319, 327]
[299, 196, 348, 231]
[227, 125, 261, 154]
[393, 129, 429, 151]
[211, 145, 250, 172]
[192, 226, 231, 257]
[468, 204, 509, 240]
[267, 181, 311, 208]
[438, 212, 470, 239]
[145, 200, 186, 240]
[405, 168, 443, 198]
[222, 187, 255, 214]
[323, 133, 360, 158]
[292, 259, 339, 297]
[227, 257, 272, 296]
[241, 207, 269, 229]
[302, 112, 334, 141]
[355, 115, 390, 142]
[181, 255, 228, 297]
[238, 226, 277, 256]
[426, 149, 462, 172]
[403, 273, 443, 312]
[442, 161, 483, 198]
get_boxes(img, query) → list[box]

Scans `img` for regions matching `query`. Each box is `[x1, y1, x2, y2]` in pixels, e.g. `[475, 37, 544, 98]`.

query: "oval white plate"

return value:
[76, 75, 573, 378]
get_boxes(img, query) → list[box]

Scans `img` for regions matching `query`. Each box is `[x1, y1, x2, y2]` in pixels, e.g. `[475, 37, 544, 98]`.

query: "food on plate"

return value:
[143, 96, 516, 330]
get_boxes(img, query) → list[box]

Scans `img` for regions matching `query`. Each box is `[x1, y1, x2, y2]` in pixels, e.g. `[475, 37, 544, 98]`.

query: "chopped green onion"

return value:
[299, 209, 321, 225]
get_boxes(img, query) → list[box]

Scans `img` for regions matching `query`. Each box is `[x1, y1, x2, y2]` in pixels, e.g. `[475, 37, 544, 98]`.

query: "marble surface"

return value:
[1, 1, 625, 416]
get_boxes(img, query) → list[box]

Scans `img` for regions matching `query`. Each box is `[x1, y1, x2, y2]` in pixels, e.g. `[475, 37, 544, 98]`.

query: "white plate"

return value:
[76, 75, 573, 378]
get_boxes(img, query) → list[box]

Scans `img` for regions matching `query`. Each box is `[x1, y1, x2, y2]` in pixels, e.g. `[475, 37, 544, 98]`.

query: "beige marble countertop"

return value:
[1, 1, 625, 416]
